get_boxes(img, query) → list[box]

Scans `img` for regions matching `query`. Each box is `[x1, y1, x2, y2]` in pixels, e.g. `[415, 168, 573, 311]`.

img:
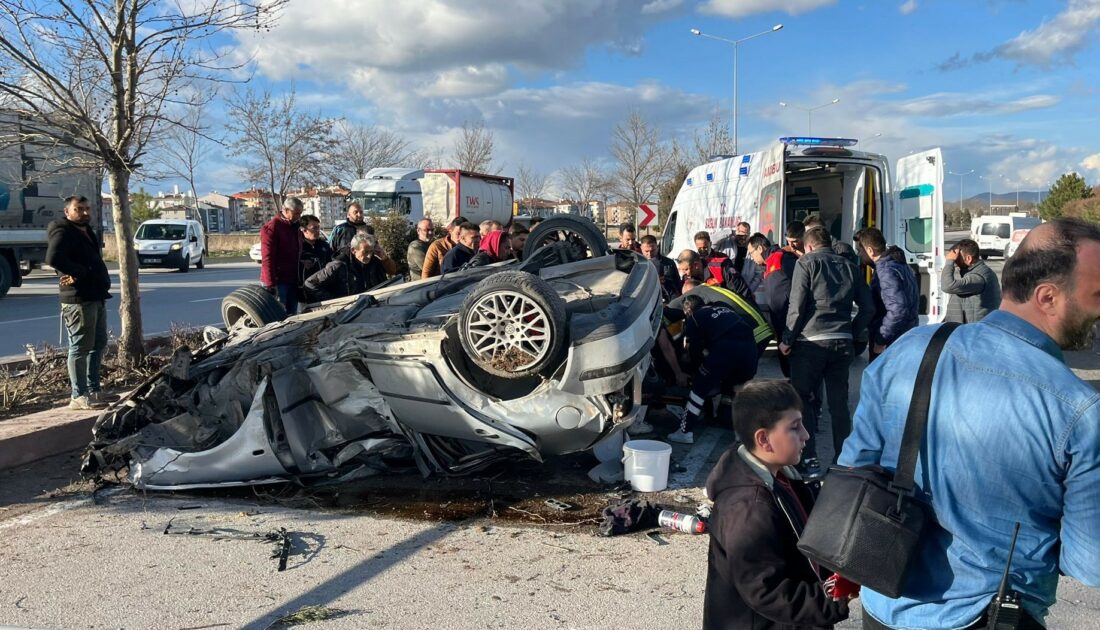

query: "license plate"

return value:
[146, 258, 161, 263]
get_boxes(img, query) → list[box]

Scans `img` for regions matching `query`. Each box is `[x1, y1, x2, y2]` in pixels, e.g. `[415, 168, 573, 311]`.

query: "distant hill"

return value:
[964, 192, 1042, 205]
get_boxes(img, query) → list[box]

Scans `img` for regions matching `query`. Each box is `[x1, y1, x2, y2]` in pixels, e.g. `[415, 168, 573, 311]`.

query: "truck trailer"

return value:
[347, 168, 514, 228]
[0, 133, 102, 298]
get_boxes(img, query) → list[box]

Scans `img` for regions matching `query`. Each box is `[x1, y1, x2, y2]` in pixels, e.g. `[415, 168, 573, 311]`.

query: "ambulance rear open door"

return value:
[894, 149, 946, 323]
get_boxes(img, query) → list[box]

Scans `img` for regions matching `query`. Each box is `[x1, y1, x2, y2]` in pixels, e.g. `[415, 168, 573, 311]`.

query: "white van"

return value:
[970, 214, 1040, 259]
[134, 219, 206, 272]
[662, 137, 947, 322]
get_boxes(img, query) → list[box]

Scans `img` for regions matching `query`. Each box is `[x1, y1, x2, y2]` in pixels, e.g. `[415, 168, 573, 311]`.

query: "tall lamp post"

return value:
[978, 174, 996, 214]
[947, 169, 974, 223]
[689, 24, 784, 155]
[779, 98, 840, 135]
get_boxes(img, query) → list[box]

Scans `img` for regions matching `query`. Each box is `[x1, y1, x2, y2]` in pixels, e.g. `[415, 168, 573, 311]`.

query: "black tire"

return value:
[0, 255, 12, 298]
[980, 253, 989, 261]
[458, 270, 568, 379]
[196, 250, 206, 269]
[221, 284, 287, 329]
[522, 215, 609, 262]
[178, 253, 189, 273]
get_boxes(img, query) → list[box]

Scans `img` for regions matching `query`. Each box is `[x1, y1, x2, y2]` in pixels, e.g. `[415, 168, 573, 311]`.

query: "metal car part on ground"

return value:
[82, 217, 662, 489]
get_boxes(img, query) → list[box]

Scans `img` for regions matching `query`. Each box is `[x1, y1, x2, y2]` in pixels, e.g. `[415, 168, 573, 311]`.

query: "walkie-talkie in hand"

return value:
[987, 522, 1023, 630]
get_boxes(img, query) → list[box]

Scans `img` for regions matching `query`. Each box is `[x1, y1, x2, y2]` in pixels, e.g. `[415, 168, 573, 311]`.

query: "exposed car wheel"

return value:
[459, 271, 568, 379]
[980, 253, 989, 260]
[522, 215, 609, 263]
[178, 254, 189, 273]
[221, 285, 287, 330]
[0, 255, 12, 298]
[196, 250, 206, 269]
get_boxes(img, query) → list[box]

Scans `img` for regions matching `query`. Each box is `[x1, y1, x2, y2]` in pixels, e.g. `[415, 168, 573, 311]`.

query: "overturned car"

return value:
[83, 217, 663, 489]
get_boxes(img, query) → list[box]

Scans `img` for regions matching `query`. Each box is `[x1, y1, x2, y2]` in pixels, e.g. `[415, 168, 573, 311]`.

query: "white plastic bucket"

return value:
[622, 439, 672, 492]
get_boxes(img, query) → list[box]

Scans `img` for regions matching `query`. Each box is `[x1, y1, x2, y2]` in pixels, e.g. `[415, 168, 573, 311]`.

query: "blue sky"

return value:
[174, 0, 1100, 203]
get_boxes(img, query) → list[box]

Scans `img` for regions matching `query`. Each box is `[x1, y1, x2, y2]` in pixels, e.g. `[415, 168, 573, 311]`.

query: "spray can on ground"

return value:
[658, 509, 706, 534]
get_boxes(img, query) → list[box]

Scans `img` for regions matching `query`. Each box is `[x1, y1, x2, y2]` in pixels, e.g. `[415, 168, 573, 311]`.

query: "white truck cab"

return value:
[662, 137, 946, 322]
[134, 218, 206, 272]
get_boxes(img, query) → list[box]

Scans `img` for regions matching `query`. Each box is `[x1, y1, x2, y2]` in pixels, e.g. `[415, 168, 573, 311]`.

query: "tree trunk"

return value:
[108, 167, 145, 365]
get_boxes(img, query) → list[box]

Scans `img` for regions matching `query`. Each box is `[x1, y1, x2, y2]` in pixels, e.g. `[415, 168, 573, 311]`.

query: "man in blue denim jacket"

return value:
[840, 218, 1100, 630]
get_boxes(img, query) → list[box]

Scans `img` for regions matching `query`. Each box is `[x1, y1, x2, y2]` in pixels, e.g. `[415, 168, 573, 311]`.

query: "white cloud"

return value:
[237, 0, 683, 86]
[995, 0, 1100, 66]
[941, 0, 1100, 69]
[899, 0, 918, 16]
[699, 0, 836, 18]
[887, 93, 1060, 117]
[1082, 152, 1100, 176]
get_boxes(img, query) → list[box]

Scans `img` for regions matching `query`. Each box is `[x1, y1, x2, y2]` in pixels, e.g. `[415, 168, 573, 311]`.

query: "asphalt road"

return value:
[0, 260, 262, 358]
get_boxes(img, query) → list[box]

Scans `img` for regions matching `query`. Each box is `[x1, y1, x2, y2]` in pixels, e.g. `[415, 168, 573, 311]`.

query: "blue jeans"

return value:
[62, 301, 108, 399]
[276, 283, 298, 315]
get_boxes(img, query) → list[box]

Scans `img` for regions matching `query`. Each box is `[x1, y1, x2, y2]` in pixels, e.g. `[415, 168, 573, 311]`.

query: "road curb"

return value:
[0, 409, 97, 471]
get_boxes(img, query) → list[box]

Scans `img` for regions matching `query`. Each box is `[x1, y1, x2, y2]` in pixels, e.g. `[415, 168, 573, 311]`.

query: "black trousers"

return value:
[789, 338, 854, 462]
[683, 338, 758, 433]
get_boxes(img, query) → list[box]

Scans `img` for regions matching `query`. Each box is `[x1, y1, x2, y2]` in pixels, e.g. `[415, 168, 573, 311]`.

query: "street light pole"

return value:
[979, 174, 994, 214]
[779, 98, 840, 135]
[947, 169, 974, 218]
[690, 24, 783, 154]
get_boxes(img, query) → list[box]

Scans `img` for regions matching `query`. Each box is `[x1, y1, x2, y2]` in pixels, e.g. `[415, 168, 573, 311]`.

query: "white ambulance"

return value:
[661, 137, 946, 323]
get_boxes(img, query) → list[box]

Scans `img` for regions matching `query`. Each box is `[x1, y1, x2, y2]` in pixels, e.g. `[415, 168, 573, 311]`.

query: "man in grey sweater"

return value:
[942, 238, 1001, 323]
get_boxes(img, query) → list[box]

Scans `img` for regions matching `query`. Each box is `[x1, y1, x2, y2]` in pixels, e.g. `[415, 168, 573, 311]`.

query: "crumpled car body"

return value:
[84, 249, 661, 489]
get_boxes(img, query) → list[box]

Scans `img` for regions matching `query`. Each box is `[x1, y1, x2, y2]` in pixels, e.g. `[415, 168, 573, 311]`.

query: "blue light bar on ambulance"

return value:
[780, 137, 859, 147]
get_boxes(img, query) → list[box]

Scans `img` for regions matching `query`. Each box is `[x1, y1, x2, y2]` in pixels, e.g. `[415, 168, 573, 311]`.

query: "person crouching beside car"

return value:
[703, 379, 855, 630]
[303, 233, 396, 302]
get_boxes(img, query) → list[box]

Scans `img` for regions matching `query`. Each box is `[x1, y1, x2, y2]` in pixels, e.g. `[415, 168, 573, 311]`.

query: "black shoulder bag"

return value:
[797, 322, 960, 598]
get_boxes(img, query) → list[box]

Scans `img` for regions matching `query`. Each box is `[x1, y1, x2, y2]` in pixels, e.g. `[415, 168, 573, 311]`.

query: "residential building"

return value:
[230, 188, 278, 229]
[289, 185, 350, 228]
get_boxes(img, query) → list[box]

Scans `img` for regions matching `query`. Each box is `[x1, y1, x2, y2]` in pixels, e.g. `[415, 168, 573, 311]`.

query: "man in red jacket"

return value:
[260, 196, 304, 315]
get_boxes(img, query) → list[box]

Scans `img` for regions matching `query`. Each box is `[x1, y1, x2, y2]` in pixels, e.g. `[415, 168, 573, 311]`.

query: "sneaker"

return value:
[627, 420, 654, 436]
[69, 395, 105, 411]
[667, 429, 694, 445]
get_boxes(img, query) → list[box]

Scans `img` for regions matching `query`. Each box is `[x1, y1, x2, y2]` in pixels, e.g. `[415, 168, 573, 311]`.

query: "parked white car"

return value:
[249, 242, 262, 263]
[134, 219, 206, 272]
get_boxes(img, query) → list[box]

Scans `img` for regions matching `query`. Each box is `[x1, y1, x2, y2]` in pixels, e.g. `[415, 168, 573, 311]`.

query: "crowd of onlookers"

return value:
[258, 197, 535, 313]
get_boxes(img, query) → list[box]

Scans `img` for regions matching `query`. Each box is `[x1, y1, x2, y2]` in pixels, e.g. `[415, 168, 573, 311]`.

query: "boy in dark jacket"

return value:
[704, 380, 853, 630]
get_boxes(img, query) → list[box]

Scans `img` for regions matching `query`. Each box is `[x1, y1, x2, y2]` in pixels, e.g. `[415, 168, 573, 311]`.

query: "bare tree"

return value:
[693, 110, 734, 164]
[608, 110, 677, 208]
[151, 106, 216, 227]
[0, 0, 287, 364]
[328, 120, 420, 184]
[515, 162, 550, 210]
[451, 120, 496, 173]
[225, 88, 334, 205]
[558, 158, 608, 218]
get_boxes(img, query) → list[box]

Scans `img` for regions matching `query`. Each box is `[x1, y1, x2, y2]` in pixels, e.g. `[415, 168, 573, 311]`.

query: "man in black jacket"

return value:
[303, 233, 396, 301]
[704, 380, 852, 630]
[328, 202, 374, 255]
[440, 222, 479, 274]
[298, 214, 333, 288]
[779, 227, 873, 477]
[640, 234, 680, 302]
[45, 196, 111, 410]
